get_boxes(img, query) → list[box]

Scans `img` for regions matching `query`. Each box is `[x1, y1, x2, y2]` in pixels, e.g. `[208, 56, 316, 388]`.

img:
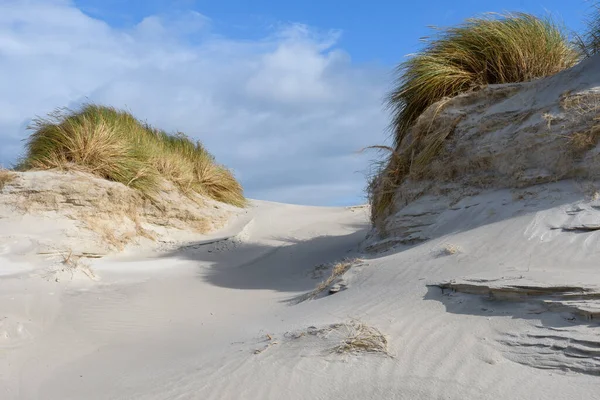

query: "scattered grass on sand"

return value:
[42, 249, 98, 282]
[559, 92, 600, 153]
[0, 168, 15, 190]
[20, 104, 245, 207]
[313, 259, 355, 294]
[295, 258, 362, 303]
[281, 321, 391, 357]
[569, 128, 600, 153]
[369, 12, 579, 226]
[253, 334, 278, 355]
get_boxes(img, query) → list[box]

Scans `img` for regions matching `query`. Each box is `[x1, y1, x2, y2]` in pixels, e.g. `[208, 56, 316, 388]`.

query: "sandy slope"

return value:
[2, 187, 600, 399]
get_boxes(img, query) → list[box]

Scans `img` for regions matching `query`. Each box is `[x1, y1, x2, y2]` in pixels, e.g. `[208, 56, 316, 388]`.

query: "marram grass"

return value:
[22, 104, 246, 207]
[576, 3, 600, 57]
[370, 12, 580, 226]
[388, 12, 579, 148]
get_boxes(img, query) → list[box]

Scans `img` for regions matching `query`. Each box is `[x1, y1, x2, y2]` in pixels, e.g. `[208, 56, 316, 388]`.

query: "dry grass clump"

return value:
[560, 92, 600, 153]
[330, 321, 389, 356]
[21, 104, 245, 207]
[560, 91, 600, 113]
[388, 13, 578, 148]
[290, 258, 362, 304]
[314, 259, 354, 292]
[569, 128, 600, 153]
[296, 258, 362, 303]
[439, 243, 461, 256]
[282, 321, 391, 357]
[0, 168, 15, 190]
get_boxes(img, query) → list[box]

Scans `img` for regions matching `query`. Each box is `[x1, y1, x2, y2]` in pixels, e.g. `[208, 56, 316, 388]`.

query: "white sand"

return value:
[2, 184, 600, 399]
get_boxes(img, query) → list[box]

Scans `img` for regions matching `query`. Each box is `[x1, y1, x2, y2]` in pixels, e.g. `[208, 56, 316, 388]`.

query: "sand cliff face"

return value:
[369, 55, 600, 248]
[0, 170, 239, 258]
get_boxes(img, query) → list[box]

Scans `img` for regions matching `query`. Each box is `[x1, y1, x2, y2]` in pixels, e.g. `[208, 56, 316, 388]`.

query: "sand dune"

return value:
[4, 43, 600, 400]
[1, 178, 600, 399]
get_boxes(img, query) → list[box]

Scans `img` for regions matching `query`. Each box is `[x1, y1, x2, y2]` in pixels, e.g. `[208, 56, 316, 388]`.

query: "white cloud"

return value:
[0, 0, 389, 205]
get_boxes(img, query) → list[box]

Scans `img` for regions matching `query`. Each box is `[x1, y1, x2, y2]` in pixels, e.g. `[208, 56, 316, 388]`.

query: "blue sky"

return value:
[0, 0, 596, 206]
[74, 0, 591, 63]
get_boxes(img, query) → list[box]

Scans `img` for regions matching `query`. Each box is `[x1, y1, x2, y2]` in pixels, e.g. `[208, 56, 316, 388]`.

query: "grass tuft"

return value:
[21, 104, 245, 206]
[439, 243, 461, 257]
[284, 321, 391, 357]
[388, 13, 578, 148]
[330, 321, 389, 356]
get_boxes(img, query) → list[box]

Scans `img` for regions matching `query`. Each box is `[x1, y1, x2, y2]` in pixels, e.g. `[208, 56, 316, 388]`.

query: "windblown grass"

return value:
[21, 104, 245, 207]
[368, 100, 464, 226]
[388, 12, 578, 148]
[369, 12, 579, 226]
[575, 3, 600, 57]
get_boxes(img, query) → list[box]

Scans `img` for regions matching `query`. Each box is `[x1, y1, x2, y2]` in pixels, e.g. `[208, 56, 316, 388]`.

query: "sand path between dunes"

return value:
[2, 195, 600, 399]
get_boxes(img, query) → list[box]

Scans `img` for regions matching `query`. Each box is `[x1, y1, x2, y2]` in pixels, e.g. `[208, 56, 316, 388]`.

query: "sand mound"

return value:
[353, 54, 600, 382]
[370, 55, 600, 245]
[0, 170, 241, 266]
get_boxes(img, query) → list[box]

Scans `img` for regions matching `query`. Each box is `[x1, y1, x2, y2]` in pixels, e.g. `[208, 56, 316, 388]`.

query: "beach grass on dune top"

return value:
[388, 12, 579, 148]
[21, 104, 246, 207]
[576, 3, 600, 57]
[368, 12, 580, 226]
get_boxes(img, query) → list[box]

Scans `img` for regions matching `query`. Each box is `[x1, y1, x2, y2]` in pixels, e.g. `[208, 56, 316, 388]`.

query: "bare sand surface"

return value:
[2, 184, 600, 399]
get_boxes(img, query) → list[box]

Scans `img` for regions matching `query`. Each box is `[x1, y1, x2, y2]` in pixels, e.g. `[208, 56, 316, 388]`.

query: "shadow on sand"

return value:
[161, 224, 370, 294]
[365, 182, 596, 258]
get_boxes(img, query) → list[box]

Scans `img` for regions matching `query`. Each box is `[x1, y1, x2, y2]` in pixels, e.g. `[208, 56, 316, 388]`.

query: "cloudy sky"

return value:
[0, 0, 590, 205]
